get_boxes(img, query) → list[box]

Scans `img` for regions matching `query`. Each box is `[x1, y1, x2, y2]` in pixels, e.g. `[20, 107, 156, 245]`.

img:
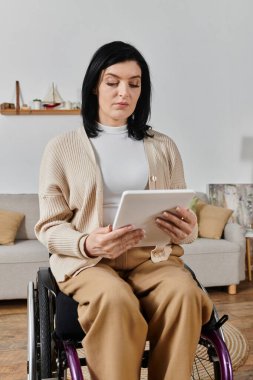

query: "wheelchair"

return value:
[27, 266, 233, 380]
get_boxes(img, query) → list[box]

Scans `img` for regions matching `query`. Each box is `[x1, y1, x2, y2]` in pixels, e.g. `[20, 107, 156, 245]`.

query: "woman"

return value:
[35, 41, 213, 380]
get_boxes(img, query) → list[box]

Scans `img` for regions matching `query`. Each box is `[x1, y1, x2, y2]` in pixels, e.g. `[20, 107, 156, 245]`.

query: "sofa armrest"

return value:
[224, 222, 245, 253]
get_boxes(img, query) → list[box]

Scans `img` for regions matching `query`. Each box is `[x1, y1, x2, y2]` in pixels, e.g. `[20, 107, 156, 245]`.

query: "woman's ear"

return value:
[92, 87, 97, 95]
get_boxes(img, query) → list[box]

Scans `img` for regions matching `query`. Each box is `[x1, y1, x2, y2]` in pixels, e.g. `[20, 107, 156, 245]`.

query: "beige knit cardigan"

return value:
[35, 127, 197, 282]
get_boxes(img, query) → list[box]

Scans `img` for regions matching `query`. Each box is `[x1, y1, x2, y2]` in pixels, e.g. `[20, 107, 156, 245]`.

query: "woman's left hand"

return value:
[155, 206, 197, 244]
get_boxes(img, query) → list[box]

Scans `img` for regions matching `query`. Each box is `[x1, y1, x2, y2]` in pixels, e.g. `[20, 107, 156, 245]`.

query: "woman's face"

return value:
[96, 60, 142, 126]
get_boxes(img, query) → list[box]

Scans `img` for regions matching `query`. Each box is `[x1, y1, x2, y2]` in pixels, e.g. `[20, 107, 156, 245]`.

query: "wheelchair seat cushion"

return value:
[55, 292, 85, 341]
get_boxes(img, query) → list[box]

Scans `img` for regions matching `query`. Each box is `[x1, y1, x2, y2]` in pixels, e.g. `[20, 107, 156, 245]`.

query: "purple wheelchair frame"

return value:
[60, 323, 233, 380]
[57, 316, 233, 380]
[35, 266, 233, 380]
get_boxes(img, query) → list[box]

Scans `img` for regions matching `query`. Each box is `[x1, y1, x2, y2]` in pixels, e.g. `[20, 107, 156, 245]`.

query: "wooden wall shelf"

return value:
[0, 109, 80, 116]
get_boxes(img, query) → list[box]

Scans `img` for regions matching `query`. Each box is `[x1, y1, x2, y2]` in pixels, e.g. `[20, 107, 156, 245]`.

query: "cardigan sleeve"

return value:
[35, 193, 86, 259]
[177, 211, 198, 244]
[167, 138, 187, 189]
[165, 136, 198, 244]
[34, 139, 99, 266]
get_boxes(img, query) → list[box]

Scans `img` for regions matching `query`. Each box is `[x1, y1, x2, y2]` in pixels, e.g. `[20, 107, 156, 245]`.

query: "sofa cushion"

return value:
[182, 237, 240, 255]
[0, 240, 49, 264]
[0, 194, 39, 239]
[192, 198, 233, 239]
[181, 238, 245, 286]
[0, 209, 24, 245]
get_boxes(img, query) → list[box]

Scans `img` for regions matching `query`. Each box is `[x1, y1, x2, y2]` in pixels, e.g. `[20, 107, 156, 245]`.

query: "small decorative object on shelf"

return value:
[0, 102, 15, 110]
[72, 102, 81, 110]
[64, 100, 72, 110]
[21, 104, 30, 111]
[32, 99, 42, 110]
[0, 81, 80, 116]
[43, 83, 63, 109]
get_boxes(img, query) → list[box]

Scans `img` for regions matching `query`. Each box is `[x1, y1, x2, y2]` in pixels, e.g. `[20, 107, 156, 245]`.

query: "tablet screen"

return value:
[112, 189, 195, 247]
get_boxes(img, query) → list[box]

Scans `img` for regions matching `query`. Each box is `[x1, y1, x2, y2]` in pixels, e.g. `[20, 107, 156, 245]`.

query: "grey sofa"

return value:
[0, 194, 49, 299]
[181, 192, 246, 294]
[0, 192, 245, 299]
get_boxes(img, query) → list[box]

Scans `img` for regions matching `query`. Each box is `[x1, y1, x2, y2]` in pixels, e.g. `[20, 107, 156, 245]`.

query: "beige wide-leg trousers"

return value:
[58, 248, 213, 380]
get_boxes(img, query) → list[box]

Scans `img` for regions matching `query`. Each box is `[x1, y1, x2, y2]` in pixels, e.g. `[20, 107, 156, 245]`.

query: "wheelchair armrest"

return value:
[38, 267, 59, 295]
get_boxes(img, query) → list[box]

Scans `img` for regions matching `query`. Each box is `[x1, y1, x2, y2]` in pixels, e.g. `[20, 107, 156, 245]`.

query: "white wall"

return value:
[1, 0, 253, 193]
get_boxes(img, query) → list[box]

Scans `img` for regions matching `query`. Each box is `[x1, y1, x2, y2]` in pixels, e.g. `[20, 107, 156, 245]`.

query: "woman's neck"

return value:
[97, 122, 127, 134]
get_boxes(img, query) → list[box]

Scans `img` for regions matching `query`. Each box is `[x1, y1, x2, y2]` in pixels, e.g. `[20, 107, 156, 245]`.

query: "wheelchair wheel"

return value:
[192, 329, 233, 380]
[27, 281, 39, 380]
[37, 271, 57, 379]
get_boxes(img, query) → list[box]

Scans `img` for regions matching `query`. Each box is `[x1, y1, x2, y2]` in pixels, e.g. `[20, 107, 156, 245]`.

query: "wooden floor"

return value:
[208, 281, 253, 380]
[0, 281, 253, 380]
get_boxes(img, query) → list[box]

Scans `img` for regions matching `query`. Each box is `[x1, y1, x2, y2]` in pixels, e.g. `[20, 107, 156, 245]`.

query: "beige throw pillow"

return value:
[0, 209, 25, 245]
[194, 199, 233, 239]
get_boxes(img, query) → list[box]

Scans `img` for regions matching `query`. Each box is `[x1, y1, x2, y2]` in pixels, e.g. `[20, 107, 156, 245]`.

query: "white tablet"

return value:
[112, 189, 195, 247]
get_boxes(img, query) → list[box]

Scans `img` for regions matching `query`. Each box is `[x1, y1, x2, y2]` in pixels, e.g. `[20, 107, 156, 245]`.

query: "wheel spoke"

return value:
[191, 340, 220, 380]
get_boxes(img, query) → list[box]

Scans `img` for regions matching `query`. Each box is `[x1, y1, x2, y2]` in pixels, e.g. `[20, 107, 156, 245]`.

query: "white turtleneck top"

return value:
[90, 123, 149, 225]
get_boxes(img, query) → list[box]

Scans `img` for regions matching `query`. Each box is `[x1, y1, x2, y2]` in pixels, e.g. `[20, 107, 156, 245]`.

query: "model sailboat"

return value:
[43, 83, 64, 108]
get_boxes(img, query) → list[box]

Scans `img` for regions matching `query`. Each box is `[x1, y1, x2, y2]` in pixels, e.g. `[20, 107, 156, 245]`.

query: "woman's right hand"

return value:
[84, 224, 145, 259]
